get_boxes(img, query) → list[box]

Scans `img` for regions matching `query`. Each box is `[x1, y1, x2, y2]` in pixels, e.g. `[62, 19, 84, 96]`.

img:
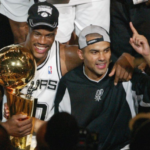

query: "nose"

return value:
[98, 52, 105, 61]
[38, 36, 46, 45]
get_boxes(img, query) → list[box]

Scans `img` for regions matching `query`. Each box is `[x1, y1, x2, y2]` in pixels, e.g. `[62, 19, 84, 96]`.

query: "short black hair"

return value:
[130, 118, 150, 150]
[45, 112, 79, 150]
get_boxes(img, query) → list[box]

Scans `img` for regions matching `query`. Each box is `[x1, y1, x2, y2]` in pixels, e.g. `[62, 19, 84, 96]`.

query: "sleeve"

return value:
[54, 78, 71, 114]
[132, 0, 148, 5]
[131, 69, 150, 112]
[0, 0, 34, 22]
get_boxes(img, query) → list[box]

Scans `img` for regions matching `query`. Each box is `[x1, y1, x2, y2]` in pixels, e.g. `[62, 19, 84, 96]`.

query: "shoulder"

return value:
[63, 65, 83, 78]
[61, 65, 84, 82]
[59, 43, 83, 76]
[59, 43, 79, 56]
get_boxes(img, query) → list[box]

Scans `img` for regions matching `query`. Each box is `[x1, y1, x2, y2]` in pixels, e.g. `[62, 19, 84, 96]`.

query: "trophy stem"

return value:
[6, 88, 20, 95]
[6, 91, 37, 150]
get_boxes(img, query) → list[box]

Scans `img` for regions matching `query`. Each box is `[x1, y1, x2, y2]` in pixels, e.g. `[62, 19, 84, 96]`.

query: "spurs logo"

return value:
[95, 89, 104, 101]
[26, 79, 58, 98]
[38, 6, 52, 17]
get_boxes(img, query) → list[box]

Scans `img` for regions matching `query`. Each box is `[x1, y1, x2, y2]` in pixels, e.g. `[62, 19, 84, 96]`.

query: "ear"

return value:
[54, 27, 58, 35]
[77, 49, 84, 60]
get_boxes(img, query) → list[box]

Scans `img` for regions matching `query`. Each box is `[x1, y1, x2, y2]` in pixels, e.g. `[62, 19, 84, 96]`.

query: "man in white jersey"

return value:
[3, 2, 137, 149]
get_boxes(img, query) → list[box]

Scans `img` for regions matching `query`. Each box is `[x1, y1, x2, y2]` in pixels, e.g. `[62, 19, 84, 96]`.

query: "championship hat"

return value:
[78, 25, 110, 49]
[27, 2, 59, 30]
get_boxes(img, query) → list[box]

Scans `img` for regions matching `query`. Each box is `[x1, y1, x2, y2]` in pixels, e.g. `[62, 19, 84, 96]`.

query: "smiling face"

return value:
[26, 26, 57, 66]
[78, 34, 111, 81]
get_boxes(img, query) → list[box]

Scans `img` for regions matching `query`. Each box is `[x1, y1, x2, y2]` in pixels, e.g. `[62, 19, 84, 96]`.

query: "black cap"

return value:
[27, 2, 59, 30]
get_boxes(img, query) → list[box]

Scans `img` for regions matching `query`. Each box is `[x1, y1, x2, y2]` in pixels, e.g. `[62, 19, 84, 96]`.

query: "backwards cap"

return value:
[78, 25, 110, 49]
[27, 2, 59, 30]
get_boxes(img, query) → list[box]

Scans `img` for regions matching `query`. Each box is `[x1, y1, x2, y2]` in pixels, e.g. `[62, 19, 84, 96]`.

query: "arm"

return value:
[34, 118, 45, 133]
[109, 53, 135, 85]
[60, 44, 83, 76]
[9, 19, 29, 44]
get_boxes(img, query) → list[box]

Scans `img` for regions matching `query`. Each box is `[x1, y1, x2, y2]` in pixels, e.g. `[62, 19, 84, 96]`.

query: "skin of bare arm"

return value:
[60, 44, 83, 76]
[9, 19, 29, 44]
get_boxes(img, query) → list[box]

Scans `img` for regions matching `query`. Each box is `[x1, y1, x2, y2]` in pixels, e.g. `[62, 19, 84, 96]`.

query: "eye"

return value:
[104, 48, 110, 53]
[91, 51, 98, 54]
[34, 32, 40, 37]
[46, 34, 55, 38]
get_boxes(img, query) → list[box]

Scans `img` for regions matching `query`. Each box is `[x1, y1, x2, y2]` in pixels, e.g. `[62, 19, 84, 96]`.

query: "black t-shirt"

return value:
[54, 63, 150, 150]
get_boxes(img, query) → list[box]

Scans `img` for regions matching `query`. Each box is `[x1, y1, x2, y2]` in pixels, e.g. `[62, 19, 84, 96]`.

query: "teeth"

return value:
[36, 46, 45, 50]
[98, 64, 105, 66]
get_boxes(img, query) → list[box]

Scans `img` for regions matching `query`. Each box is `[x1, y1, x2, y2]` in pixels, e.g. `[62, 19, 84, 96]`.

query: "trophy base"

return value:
[12, 146, 30, 150]
[11, 134, 33, 150]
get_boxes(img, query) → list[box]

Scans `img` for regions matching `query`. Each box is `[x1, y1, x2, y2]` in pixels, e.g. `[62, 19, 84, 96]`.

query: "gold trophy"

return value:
[0, 45, 37, 150]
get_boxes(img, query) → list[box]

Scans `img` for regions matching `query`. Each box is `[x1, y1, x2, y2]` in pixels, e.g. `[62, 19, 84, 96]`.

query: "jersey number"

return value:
[36, 104, 47, 120]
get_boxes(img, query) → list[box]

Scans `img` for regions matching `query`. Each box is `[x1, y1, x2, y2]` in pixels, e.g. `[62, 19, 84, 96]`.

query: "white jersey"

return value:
[0, 0, 34, 22]
[55, 0, 100, 7]
[21, 41, 61, 121]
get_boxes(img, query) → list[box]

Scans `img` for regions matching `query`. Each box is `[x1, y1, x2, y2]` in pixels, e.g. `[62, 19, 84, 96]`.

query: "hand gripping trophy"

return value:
[0, 45, 37, 150]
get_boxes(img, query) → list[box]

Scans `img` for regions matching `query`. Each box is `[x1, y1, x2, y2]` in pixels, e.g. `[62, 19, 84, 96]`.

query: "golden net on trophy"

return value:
[0, 45, 37, 150]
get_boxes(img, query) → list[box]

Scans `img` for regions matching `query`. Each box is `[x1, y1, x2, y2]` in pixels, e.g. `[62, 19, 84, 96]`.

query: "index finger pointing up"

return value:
[129, 22, 138, 34]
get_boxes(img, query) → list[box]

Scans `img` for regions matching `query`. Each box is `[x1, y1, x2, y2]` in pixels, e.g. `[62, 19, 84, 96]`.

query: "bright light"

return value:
[12, 62, 15, 66]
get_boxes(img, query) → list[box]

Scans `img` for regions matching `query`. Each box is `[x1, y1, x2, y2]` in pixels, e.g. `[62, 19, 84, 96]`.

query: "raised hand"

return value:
[129, 22, 150, 57]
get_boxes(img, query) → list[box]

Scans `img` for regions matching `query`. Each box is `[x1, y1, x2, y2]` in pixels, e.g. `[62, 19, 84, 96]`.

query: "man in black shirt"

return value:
[54, 25, 150, 150]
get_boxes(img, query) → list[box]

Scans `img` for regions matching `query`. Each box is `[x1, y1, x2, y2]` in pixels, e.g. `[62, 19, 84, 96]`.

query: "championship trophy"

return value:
[0, 45, 37, 150]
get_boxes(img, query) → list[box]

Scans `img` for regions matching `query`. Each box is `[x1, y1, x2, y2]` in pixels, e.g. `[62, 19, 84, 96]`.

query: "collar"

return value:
[83, 66, 108, 83]
[37, 49, 50, 71]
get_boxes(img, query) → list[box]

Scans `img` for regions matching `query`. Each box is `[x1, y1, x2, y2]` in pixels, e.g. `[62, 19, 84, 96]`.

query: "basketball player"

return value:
[54, 25, 150, 150]
[2, 2, 137, 149]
